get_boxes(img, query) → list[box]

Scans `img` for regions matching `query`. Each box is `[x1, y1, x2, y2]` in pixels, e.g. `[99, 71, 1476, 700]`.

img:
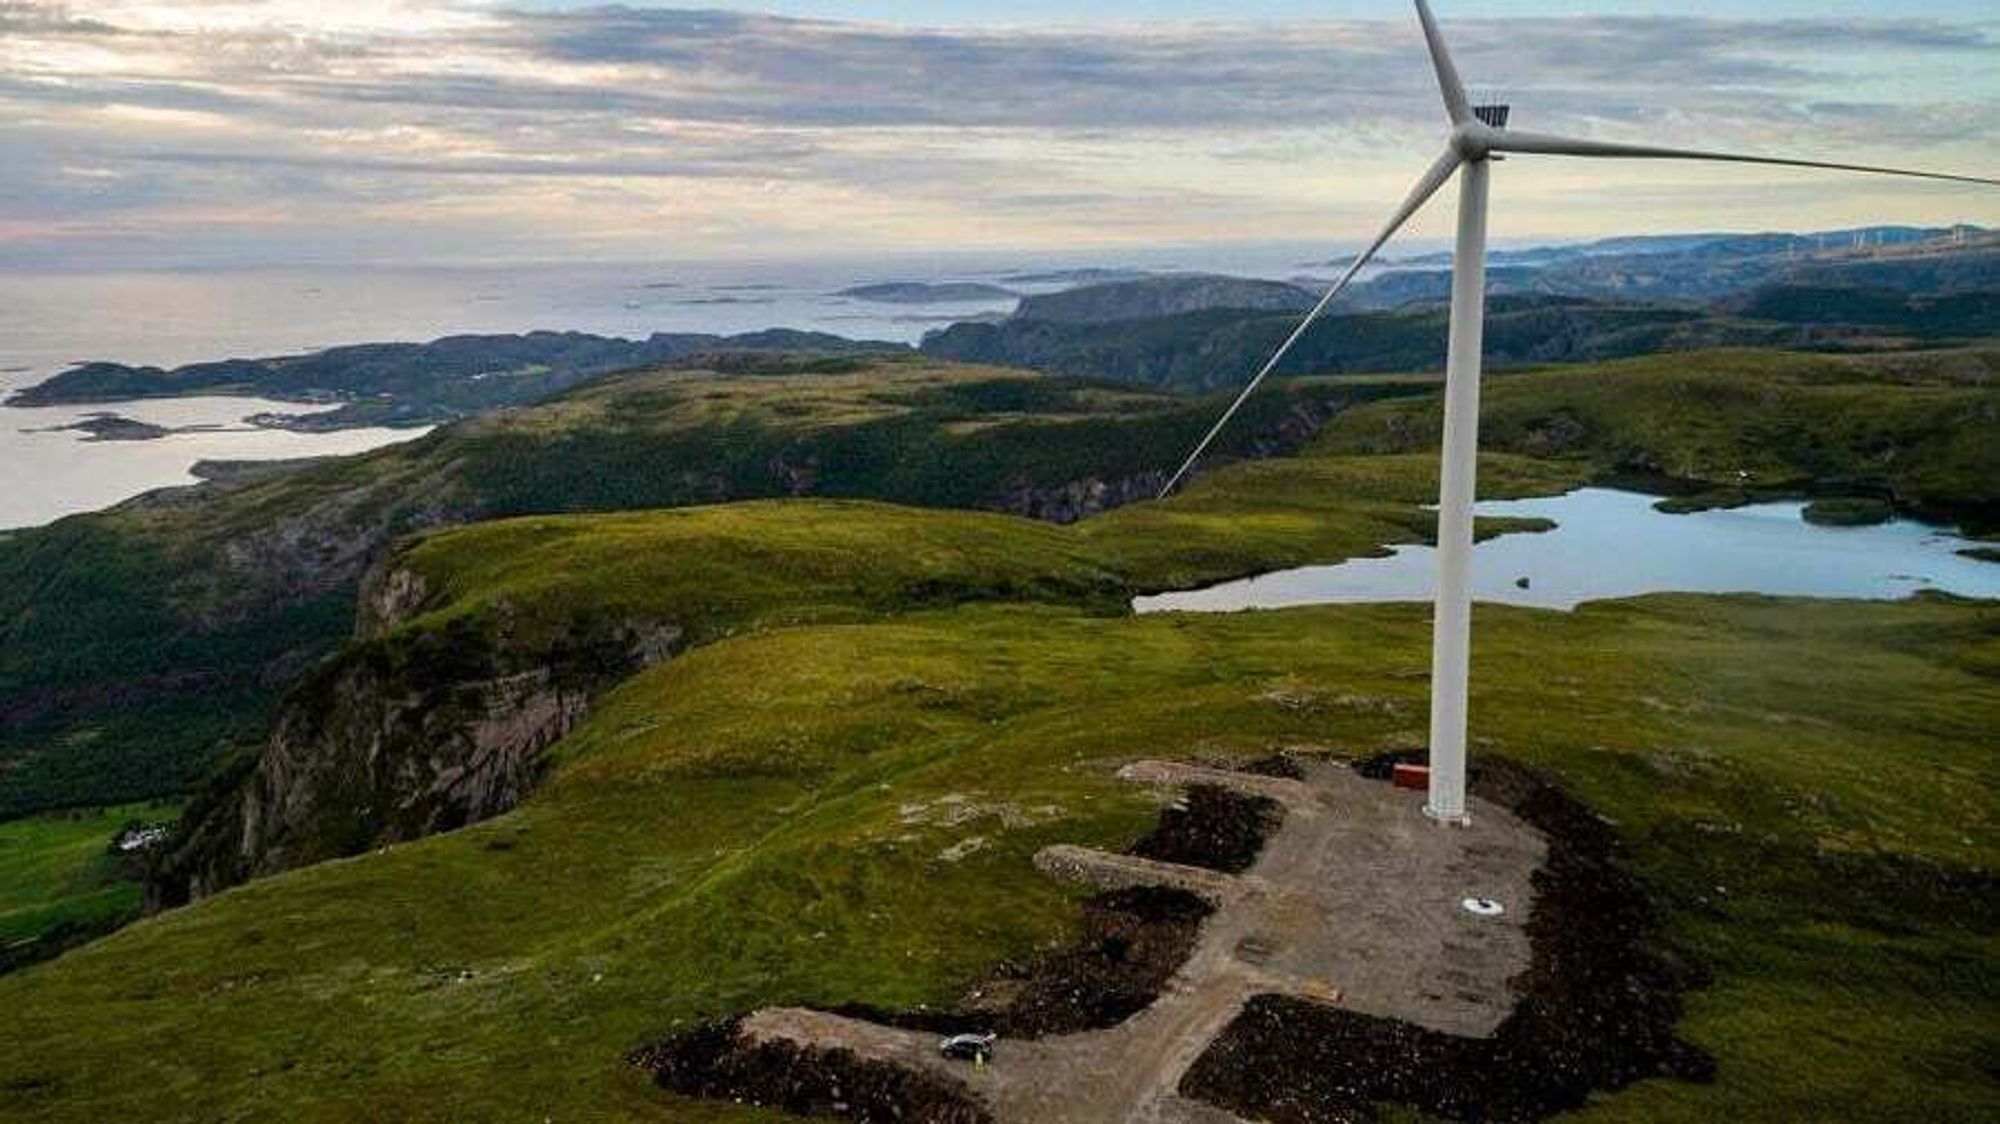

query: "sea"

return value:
[0, 246, 1355, 531]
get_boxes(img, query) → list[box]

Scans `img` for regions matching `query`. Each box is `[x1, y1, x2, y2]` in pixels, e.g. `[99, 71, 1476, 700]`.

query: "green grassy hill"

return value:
[0, 803, 177, 973]
[920, 295, 1904, 393]
[1321, 346, 2000, 528]
[5, 345, 1997, 1123]
[0, 358, 1402, 820]
[145, 449, 1578, 902]
[14, 345, 1991, 825]
[1728, 285, 2000, 337]
[0, 489, 1991, 1119]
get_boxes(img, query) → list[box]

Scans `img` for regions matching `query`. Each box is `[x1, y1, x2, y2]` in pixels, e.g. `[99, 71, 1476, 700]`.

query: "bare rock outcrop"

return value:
[147, 588, 682, 908]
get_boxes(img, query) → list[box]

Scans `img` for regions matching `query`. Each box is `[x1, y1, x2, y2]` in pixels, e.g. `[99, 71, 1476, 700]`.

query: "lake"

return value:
[1134, 488, 2000, 613]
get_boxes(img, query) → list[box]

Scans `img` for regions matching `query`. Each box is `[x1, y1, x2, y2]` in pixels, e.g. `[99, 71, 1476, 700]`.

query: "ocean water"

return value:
[1134, 488, 2000, 612]
[0, 396, 426, 530]
[0, 248, 1352, 529]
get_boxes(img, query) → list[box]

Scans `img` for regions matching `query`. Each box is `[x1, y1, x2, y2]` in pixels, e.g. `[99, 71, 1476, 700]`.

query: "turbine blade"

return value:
[1414, 0, 1472, 125]
[1490, 129, 1999, 187]
[1158, 148, 1464, 499]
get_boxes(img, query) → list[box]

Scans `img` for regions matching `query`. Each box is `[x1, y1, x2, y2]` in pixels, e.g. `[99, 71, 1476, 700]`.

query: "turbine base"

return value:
[1424, 804, 1472, 827]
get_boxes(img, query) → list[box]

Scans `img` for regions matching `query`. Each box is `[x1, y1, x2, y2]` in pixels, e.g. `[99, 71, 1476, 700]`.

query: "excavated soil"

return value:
[1180, 752, 1714, 1123]
[1131, 784, 1285, 875]
[635, 1018, 992, 1124]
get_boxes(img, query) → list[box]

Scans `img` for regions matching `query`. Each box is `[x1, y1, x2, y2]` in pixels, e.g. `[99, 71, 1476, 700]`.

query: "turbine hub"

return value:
[1451, 121, 1498, 161]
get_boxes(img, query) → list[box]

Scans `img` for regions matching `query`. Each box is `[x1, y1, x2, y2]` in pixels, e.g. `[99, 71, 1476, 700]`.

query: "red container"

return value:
[1392, 763, 1431, 791]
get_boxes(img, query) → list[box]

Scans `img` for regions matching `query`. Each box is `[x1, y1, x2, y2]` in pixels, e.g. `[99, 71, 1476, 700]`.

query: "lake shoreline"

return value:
[1136, 487, 2000, 614]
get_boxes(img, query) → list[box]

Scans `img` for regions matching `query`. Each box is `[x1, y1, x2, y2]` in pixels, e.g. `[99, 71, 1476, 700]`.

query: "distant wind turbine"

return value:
[1161, 0, 1997, 824]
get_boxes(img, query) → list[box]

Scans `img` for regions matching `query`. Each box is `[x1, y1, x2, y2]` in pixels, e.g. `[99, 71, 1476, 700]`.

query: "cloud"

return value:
[485, 7, 2000, 129]
[0, 1, 1993, 265]
[0, 2, 125, 35]
[119, 145, 817, 179]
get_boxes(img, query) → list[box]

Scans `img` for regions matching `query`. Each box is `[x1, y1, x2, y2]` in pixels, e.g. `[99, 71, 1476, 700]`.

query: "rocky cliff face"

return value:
[999, 473, 1170, 525]
[993, 396, 1339, 523]
[147, 558, 683, 908]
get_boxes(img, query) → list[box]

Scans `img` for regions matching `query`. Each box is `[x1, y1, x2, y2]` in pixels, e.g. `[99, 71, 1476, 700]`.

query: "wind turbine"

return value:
[1161, 0, 1997, 825]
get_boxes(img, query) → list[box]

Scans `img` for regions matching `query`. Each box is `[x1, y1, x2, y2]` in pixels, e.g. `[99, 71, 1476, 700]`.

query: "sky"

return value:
[2, 1, 1996, 268]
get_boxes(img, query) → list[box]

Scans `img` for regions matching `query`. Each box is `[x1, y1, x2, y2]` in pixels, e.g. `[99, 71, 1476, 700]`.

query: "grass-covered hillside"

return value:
[6, 344, 1996, 1123]
[0, 358, 1401, 819]
[1727, 285, 2000, 338]
[918, 291, 2000, 394]
[0, 449, 1991, 1120]
[389, 451, 1573, 633]
[1323, 346, 2000, 528]
[9, 344, 1995, 821]
[0, 803, 177, 973]
[145, 449, 1578, 902]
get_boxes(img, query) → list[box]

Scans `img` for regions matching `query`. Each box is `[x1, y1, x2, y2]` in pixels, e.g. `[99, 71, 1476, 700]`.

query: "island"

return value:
[28, 412, 213, 442]
[998, 267, 1152, 285]
[1801, 497, 1897, 526]
[836, 281, 1019, 304]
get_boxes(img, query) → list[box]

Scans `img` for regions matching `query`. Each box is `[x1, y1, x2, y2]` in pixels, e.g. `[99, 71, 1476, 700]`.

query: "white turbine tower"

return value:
[1161, 0, 1997, 824]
